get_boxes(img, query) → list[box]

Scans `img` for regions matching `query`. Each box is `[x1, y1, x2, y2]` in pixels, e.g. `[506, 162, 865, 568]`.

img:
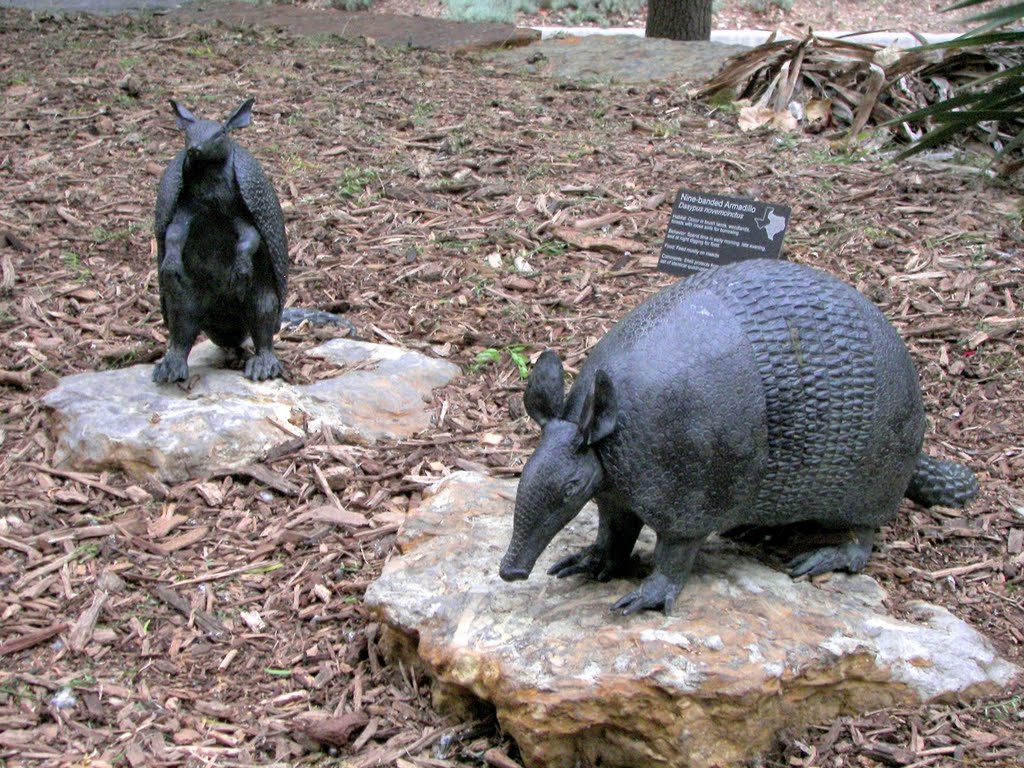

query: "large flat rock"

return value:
[42, 339, 459, 482]
[366, 472, 1019, 768]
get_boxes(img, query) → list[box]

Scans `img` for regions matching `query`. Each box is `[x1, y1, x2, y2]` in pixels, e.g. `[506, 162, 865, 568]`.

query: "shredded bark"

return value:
[0, 8, 1021, 767]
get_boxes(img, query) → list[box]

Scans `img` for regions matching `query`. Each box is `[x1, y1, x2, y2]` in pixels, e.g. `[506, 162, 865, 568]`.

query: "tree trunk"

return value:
[646, 0, 713, 41]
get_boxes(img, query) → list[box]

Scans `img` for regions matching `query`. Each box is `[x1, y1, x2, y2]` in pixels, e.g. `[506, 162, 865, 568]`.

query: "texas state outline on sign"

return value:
[755, 207, 787, 241]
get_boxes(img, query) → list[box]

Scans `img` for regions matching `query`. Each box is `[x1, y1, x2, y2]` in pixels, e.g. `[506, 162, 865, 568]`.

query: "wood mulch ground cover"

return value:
[0, 9, 1022, 767]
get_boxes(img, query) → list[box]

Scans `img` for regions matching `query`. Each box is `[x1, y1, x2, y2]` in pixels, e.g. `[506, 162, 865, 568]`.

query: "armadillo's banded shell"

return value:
[686, 260, 882, 519]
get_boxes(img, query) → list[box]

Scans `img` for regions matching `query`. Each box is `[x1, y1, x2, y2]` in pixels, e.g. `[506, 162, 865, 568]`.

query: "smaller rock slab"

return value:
[42, 339, 459, 483]
[489, 34, 748, 84]
[366, 472, 1019, 768]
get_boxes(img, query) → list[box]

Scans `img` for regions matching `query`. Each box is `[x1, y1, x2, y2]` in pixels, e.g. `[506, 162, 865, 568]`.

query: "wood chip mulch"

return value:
[0, 10, 1021, 767]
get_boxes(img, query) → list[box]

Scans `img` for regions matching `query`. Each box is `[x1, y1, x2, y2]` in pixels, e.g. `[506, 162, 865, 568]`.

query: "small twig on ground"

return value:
[0, 624, 67, 656]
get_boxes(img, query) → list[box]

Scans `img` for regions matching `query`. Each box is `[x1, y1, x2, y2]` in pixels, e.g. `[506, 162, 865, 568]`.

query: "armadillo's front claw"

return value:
[612, 572, 679, 616]
[548, 545, 606, 581]
[549, 545, 635, 582]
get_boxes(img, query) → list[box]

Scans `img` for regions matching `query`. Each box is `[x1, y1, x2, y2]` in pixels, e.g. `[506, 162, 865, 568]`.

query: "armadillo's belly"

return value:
[687, 259, 922, 526]
[183, 217, 250, 347]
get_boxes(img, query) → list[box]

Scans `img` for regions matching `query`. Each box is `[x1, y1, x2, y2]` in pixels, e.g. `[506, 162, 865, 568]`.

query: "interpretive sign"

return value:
[657, 190, 790, 277]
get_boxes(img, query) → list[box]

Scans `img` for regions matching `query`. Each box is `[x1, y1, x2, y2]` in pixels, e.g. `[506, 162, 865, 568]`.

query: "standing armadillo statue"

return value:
[153, 98, 289, 383]
[499, 258, 978, 615]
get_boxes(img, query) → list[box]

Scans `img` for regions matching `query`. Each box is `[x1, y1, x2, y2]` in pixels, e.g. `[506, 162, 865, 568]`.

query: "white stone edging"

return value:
[530, 26, 965, 49]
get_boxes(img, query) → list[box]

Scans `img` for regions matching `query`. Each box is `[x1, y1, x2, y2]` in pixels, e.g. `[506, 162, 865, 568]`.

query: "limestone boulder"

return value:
[488, 35, 749, 85]
[366, 472, 1019, 768]
[42, 339, 459, 482]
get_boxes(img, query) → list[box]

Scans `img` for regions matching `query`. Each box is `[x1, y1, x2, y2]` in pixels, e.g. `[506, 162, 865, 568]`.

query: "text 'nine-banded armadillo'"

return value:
[499, 258, 978, 615]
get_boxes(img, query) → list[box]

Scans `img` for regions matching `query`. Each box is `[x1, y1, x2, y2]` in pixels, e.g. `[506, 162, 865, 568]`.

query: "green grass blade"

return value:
[964, 1, 1024, 25]
[921, 31, 1024, 49]
[942, 0, 997, 11]
[888, 91, 989, 124]
[934, 109, 1023, 123]
[966, 64, 1024, 90]
[891, 77, 1024, 126]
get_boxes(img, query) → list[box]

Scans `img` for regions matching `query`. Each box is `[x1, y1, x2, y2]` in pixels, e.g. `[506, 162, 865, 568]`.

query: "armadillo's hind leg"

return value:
[788, 526, 875, 578]
[244, 281, 284, 381]
[154, 210, 200, 384]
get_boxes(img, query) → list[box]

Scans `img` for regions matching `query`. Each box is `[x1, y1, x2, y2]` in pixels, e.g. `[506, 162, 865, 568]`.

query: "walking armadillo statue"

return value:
[499, 258, 978, 615]
[153, 98, 289, 383]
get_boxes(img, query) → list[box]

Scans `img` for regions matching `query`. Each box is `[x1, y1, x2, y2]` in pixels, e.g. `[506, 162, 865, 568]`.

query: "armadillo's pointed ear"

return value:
[523, 350, 564, 427]
[170, 100, 197, 130]
[224, 98, 254, 132]
[578, 370, 617, 446]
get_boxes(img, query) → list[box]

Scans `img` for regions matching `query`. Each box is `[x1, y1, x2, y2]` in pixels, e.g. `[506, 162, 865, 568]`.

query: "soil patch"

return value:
[184, 1, 539, 52]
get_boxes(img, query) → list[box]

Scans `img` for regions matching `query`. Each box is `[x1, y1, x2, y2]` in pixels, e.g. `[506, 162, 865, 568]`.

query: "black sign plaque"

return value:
[657, 190, 791, 277]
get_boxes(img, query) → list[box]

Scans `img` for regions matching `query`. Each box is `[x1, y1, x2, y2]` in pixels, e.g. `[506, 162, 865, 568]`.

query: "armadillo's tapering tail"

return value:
[905, 454, 979, 508]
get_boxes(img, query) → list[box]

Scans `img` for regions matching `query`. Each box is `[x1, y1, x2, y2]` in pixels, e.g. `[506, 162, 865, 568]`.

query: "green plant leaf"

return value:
[934, 108, 1023, 122]
[471, 348, 502, 371]
[887, 76, 1024, 125]
[506, 345, 530, 379]
[943, 0, 987, 8]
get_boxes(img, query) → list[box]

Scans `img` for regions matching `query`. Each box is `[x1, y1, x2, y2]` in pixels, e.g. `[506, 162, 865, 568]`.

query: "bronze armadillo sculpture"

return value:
[500, 258, 978, 614]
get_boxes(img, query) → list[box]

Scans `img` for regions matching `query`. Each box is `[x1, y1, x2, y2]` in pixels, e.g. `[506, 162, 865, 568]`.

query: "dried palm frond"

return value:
[696, 3, 1024, 173]
[696, 29, 939, 141]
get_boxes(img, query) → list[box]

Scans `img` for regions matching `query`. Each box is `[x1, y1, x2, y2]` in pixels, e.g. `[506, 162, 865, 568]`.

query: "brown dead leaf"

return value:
[738, 105, 775, 132]
[805, 98, 832, 131]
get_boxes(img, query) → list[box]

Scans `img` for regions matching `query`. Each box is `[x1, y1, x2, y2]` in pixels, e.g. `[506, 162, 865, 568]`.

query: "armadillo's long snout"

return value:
[499, 544, 533, 581]
[498, 558, 530, 582]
